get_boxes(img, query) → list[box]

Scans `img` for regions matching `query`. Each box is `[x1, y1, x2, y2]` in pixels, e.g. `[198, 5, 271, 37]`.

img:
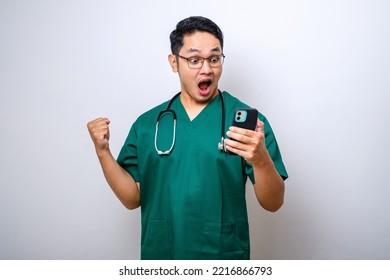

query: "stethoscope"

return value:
[155, 90, 227, 155]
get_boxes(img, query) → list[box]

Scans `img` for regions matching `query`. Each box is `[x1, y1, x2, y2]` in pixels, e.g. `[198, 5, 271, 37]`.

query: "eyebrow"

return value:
[186, 47, 222, 54]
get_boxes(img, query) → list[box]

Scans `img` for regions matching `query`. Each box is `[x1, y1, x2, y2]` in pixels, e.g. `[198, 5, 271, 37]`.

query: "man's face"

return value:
[169, 31, 223, 104]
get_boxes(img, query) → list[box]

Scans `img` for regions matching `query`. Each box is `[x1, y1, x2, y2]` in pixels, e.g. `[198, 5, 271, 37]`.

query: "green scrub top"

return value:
[117, 91, 288, 260]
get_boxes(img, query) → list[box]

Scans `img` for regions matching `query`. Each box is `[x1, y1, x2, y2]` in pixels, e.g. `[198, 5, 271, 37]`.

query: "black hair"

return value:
[170, 16, 224, 54]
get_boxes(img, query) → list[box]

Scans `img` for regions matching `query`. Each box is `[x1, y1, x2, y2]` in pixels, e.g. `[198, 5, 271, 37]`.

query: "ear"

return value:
[168, 54, 178, 72]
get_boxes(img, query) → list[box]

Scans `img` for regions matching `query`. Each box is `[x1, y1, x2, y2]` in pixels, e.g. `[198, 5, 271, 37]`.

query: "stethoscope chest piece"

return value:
[218, 137, 227, 152]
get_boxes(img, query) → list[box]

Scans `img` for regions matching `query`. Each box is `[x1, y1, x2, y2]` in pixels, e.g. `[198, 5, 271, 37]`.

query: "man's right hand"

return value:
[87, 117, 140, 209]
[87, 117, 111, 152]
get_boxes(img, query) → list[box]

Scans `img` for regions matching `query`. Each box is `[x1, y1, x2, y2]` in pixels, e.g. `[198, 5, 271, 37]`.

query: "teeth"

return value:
[199, 81, 211, 87]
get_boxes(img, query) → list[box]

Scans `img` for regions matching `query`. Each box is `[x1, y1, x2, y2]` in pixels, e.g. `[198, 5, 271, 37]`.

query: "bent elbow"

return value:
[261, 198, 284, 213]
[266, 202, 283, 213]
[123, 200, 140, 210]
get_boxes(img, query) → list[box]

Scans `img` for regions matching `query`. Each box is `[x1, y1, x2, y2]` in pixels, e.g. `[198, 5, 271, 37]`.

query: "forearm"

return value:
[253, 154, 285, 212]
[97, 149, 140, 210]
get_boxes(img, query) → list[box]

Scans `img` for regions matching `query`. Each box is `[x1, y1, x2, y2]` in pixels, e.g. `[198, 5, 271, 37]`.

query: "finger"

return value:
[228, 126, 256, 138]
[88, 118, 110, 139]
[224, 139, 253, 160]
[95, 117, 110, 126]
[256, 119, 264, 133]
[226, 130, 247, 143]
[227, 125, 258, 142]
[87, 117, 110, 128]
[103, 117, 110, 125]
[224, 139, 242, 155]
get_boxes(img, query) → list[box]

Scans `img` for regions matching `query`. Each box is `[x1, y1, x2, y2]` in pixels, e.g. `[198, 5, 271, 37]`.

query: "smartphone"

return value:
[228, 108, 258, 154]
[231, 108, 258, 130]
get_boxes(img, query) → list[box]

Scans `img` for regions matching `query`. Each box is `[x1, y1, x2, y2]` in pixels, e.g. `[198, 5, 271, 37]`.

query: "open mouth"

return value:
[198, 80, 212, 95]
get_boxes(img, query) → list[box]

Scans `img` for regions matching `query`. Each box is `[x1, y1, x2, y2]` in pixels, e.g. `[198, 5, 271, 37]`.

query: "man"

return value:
[87, 16, 288, 260]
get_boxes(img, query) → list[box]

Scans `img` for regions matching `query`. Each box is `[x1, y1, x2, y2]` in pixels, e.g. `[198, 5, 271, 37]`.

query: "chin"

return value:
[197, 92, 216, 103]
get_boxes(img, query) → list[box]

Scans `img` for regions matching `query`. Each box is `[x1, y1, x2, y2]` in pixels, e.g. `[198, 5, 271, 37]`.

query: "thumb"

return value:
[256, 119, 264, 133]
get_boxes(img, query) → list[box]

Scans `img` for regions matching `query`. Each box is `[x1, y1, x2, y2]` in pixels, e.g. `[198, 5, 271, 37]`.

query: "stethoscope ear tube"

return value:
[156, 108, 177, 122]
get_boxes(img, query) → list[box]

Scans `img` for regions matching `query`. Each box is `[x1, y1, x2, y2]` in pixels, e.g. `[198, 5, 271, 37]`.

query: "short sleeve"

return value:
[117, 122, 140, 182]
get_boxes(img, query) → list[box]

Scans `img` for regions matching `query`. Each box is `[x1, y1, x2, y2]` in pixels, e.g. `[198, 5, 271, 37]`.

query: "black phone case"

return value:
[231, 108, 258, 130]
[228, 108, 258, 155]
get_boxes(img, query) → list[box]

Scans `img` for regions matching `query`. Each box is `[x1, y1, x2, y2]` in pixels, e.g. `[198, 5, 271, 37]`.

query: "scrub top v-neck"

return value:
[117, 91, 288, 260]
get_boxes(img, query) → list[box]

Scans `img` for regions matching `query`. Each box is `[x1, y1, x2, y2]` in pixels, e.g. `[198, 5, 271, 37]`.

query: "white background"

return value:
[1, 0, 389, 259]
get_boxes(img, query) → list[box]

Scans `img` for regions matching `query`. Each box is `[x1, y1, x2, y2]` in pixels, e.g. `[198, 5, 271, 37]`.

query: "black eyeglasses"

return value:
[176, 53, 225, 69]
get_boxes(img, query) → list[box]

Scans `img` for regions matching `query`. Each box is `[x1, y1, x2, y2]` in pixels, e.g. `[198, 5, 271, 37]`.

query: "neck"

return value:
[180, 90, 219, 121]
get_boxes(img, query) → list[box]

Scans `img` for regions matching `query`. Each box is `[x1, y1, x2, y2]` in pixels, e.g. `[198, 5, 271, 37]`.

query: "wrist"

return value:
[96, 147, 112, 159]
[251, 151, 273, 170]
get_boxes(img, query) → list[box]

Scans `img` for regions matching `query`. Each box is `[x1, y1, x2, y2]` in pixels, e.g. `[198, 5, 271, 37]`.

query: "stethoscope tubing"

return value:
[155, 90, 226, 155]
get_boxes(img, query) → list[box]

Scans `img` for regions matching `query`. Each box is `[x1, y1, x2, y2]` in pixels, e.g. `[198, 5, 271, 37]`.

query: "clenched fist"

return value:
[87, 117, 111, 152]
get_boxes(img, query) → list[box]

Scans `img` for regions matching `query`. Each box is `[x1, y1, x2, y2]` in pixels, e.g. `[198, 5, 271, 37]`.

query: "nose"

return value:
[199, 59, 212, 74]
